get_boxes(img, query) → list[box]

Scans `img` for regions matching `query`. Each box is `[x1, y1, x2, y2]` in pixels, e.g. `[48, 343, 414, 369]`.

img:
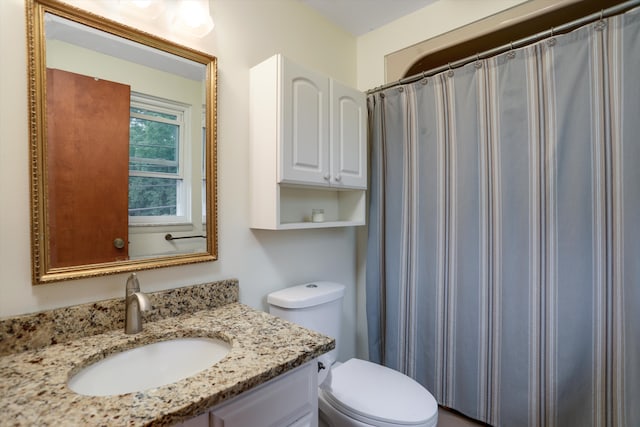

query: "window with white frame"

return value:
[128, 94, 191, 224]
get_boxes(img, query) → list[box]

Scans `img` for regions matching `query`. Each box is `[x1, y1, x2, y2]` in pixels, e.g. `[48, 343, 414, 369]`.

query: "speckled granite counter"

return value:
[0, 279, 239, 356]
[0, 280, 334, 426]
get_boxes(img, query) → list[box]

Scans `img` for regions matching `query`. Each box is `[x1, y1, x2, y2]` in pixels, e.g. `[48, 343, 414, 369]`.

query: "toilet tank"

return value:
[267, 282, 345, 364]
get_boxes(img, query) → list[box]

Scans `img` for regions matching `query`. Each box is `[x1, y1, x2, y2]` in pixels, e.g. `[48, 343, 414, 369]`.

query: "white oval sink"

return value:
[68, 337, 231, 396]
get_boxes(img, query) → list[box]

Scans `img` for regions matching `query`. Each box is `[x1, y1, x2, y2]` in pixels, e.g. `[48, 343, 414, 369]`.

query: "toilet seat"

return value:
[320, 359, 438, 426]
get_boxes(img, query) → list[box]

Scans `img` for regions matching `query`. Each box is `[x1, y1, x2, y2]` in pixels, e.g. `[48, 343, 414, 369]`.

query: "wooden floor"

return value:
[319, 406, 487, 426]
[438, 407, 487, 427]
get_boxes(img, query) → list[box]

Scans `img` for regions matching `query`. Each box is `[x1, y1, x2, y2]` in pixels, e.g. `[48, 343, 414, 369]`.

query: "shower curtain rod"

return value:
[366, 0, 640, 94]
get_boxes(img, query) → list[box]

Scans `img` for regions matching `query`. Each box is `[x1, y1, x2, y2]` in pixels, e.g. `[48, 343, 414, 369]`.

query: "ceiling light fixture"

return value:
[172, 0, 215, 38]
[118, 0, 166, 20]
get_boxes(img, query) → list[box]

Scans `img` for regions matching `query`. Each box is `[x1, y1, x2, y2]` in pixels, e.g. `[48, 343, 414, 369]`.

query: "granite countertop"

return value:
[0, 302, 334, 426]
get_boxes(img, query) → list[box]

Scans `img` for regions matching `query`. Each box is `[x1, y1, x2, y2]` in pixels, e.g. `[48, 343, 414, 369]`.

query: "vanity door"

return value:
[177, 361, 318, 427]
[209, 361, 318, 427]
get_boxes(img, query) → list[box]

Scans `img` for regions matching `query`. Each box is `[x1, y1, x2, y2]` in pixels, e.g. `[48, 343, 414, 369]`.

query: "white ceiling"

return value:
[299, 0, 438, 36]
[46, 13, 206, 81]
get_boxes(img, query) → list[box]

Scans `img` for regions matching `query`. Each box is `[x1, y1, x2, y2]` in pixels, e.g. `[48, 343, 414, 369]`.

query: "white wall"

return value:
[0, 0, 359, 361]
[356, 0, 528, 90]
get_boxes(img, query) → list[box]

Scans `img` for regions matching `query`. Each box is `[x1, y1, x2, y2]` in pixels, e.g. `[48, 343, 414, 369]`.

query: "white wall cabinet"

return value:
[178, 361, 318, 427]
[250, 54, 367, 229]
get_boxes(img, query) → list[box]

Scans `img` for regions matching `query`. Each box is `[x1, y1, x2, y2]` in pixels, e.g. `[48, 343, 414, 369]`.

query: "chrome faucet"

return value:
[124, 273, 151, 334]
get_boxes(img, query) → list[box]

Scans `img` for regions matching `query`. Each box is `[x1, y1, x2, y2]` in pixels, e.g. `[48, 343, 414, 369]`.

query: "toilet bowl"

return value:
[267, 282, 438, 427]
[319, 358, 437, 427]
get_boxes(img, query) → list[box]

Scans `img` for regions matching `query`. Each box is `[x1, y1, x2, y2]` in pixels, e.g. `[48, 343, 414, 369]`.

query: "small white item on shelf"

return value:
[311, 209, 325, 223]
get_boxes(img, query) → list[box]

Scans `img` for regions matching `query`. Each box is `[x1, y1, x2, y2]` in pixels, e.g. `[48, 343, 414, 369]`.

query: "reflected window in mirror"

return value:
[129, 94, 189, 223]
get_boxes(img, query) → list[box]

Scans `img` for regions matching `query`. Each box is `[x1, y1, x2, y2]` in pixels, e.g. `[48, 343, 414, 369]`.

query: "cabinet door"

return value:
[280, 58, 330, 186]
[178, 412, 209, 427]
[330, 80, 367, 189]
[209, 361, 318, 427]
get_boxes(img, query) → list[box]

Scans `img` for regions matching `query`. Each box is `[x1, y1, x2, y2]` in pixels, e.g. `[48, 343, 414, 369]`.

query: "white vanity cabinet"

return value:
[178, 361, 318, 427]
[250, 54, 367, 229]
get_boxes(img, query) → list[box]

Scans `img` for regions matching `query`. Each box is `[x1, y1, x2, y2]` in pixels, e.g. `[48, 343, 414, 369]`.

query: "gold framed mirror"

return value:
[26, 0, 218, 284]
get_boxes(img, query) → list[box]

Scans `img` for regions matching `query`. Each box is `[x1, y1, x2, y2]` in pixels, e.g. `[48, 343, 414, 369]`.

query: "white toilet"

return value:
[268, 281, 438, 427]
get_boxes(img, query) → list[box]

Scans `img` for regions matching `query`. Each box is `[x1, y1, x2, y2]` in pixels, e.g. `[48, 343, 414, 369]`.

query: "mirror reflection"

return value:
[27, 0, 217, 284]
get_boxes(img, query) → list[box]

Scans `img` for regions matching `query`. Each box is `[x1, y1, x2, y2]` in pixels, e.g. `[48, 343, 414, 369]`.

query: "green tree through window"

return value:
[128, 96, 187, 221]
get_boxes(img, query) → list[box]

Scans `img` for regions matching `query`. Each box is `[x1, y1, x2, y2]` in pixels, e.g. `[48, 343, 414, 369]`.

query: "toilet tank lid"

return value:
[267, 281, 345, 309]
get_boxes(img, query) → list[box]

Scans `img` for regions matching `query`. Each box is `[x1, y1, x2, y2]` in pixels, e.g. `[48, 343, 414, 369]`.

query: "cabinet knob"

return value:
[334, 174, 342, 182]
[113, 238, 125, 249]
[323, 173, 330, 181]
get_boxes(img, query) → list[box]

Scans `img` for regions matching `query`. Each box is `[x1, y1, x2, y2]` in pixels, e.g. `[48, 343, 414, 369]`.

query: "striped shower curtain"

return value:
[366, 7, 639, 427]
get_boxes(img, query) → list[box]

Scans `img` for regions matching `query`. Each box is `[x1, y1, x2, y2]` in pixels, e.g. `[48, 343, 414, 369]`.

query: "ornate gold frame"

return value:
[26, 0, 218, 284]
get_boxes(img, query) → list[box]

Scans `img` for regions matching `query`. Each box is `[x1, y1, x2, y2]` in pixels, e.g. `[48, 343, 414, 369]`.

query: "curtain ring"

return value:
[447, 63, 454, 77]
[421, 71, 428, 85]
[548, 27, 557, 46]
[596, 9, 606, 30]
[507, 42, 516, 59]
[474, 54, 482, 69]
